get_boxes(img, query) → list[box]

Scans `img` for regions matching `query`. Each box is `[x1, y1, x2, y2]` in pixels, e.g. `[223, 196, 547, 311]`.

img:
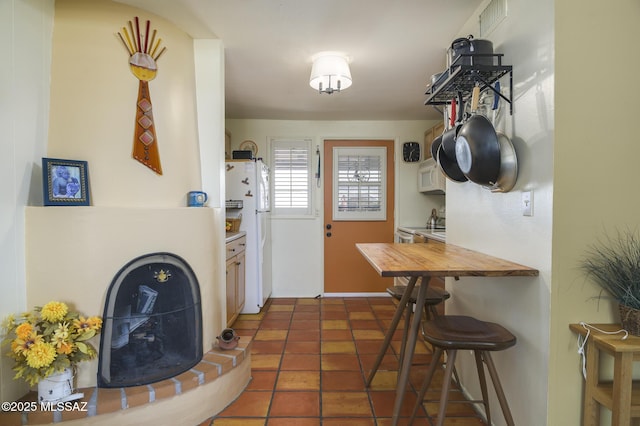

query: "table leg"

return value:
[583, 338, 599, 426]
[392, 275, 429, 426]
[365, 276, 418, 387]
[611, 351, 633, 426]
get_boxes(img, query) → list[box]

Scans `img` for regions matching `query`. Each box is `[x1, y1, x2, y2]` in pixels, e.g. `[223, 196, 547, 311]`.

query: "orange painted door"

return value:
[323, 140, 395, 293]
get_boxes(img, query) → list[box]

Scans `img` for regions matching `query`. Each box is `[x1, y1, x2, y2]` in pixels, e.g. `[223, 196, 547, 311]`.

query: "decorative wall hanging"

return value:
[117, 17, 167, 175]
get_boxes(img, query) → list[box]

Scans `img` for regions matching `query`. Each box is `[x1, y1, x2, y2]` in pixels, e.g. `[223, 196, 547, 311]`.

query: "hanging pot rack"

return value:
[425, 53, 513, 115]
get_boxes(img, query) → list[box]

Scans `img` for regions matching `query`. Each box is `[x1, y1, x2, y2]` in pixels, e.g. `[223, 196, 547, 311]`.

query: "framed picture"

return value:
[42, 158, 91, 206]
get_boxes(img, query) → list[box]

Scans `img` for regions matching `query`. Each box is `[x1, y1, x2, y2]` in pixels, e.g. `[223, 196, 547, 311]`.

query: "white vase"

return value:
[38, 367, 73, 402]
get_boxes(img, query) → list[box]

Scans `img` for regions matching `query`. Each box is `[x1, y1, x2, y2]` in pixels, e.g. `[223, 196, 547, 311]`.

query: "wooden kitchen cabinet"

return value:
[226, 234, 246, 326]
[424, 121, 445, 159]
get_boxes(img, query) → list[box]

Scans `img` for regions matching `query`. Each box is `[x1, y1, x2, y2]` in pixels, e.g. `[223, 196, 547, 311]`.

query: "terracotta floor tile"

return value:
[321, 329, 353, 341]
[350, 319, 382, 330]
[288, 329, 320, 341]
[275, 371, 320, 390]
[369, 390, 426, 418]
[260, 319, 292, 329]
[321, 320, 349, 330]
[255, 329, 289, 341]
[212, 419, 266, 426]
[285, 341, 321, 354]
[290, 319, 320, 330]
[269, 391, 320, 417]
[268, 304, 295, 311]
[323, 419, 376, 426]
[321, 371, 366, 391]
[270, 298, 297, 305]
[320, 311, 349, 320]
[359, 353, 399, 371]
[321, 353, 361, 371]
[267, 418, 320, 426]
[217, 391, 272, 417]
[297, 298, 321, 305]
[263, 312, 293, 321]
[320, 304, 347, 312]
[292, 312, 320, 320]
[349, 311, 376, 320]
[320, 298, 345, 305]
[247, 371, 278, 390]
[321, 341, 357, 354]
[295, 305, 321, 312]
[280, 354, 321, 370]
[368, 370, 398, 390]
[321, 391, 372, 417]
[251, 354, 283, 370]
[352, 329, 386, 340]
[355, 340, 390, 354]
[251, 340, 286, 354]
[232, 319, 261, 330]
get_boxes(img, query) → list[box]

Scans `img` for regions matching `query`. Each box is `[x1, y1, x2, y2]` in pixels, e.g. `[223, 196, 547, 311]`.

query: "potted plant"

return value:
[580, 228, 640, 335]
[1, 301, 102, 401]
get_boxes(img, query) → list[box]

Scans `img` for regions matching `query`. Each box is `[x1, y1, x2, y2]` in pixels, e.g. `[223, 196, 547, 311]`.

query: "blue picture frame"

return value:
[42, 158, 90, 206]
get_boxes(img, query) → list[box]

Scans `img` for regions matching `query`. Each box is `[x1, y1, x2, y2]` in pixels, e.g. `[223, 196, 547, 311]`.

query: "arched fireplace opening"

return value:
[98, 252, 202, 388]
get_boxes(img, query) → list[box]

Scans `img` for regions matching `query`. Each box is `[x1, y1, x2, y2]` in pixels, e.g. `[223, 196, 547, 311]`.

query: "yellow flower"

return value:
[25, 341, 56, 369]
[13, 332, 42, 355]
[53, 322, 70, 341]
[40, 301, 68, 323]
[86, 316, 103, 331]
[15, 322, 33, 340]
[56, 341, 74, 355]
[73, 316, 93, 331]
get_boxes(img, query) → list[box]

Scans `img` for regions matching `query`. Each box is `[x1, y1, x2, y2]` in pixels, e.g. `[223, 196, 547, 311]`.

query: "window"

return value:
[333, 146, 386, 221]
[270, 138, 313, 216]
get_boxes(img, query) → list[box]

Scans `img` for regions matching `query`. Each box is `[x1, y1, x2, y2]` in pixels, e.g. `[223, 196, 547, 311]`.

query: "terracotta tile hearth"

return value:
[0, 340, 251, 426]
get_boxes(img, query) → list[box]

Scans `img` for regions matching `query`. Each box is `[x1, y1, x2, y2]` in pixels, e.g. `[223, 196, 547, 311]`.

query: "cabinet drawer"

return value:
[226, 236, 246, 260]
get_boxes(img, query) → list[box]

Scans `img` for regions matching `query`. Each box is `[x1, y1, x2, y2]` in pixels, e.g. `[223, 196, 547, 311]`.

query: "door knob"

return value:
[326, 224, 332, 230]
[326, 232, 332, 237]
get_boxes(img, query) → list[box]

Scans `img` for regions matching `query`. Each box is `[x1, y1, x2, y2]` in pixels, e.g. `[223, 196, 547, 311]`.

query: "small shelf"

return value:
[424, 54, 513, 115]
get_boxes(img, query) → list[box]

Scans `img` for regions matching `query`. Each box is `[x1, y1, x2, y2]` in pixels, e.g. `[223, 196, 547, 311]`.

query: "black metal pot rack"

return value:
[425, 53, 513, 115]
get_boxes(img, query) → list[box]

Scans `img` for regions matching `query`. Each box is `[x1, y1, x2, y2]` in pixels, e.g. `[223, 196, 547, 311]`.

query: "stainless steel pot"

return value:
[487, 133, 518, 192]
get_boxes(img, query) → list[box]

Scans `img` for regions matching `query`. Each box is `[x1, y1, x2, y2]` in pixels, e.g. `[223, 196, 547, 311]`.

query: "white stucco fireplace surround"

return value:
[16, 206, 249, 425]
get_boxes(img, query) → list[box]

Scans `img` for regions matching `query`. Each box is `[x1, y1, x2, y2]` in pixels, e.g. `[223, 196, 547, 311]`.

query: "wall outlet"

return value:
[522, 191, 533, 216]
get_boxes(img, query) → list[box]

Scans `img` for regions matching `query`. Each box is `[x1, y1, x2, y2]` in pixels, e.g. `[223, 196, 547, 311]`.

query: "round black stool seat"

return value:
[386, 285, 450, 306]
[422, 315, 516, 351]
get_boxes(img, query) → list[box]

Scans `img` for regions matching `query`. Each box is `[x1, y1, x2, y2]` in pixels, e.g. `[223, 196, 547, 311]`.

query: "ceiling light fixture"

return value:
[309, 52, 352, 94]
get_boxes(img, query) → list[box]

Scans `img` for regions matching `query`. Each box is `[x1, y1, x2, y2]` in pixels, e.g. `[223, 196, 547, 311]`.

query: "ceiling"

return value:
[116, 0, 485, 120]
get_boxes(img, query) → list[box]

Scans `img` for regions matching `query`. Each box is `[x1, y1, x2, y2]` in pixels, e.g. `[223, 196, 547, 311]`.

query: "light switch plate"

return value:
[522, 191, 533, 216]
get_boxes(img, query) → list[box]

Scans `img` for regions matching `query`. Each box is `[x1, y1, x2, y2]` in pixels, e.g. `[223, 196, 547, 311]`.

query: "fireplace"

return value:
[98, 252, 203, 388]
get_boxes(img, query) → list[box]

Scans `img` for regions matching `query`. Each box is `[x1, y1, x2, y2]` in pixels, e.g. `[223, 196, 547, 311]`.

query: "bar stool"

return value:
[386, 285, 450, 367]
[409, 315, 516, 426]
[366, 284, 450, 387]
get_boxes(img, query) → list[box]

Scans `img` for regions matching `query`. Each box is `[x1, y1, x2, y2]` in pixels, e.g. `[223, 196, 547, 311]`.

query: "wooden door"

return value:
[323, 140, 395, 293]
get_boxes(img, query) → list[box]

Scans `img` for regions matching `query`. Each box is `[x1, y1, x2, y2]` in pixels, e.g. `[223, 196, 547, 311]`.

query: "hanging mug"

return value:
[187, 191, 208, 207]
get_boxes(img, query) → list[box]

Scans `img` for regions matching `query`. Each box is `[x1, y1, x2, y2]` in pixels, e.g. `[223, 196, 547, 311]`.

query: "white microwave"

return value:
[417, 158, 446, 194]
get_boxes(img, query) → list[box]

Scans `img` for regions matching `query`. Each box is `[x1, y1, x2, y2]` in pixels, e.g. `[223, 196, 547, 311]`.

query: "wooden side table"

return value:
[569, 323, 640, 425]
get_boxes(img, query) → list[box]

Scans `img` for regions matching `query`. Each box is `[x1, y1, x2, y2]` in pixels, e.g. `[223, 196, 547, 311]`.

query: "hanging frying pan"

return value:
[430, 133, 443, 159]
[437, 144, 468, 182]
[454, 114, 501, 185]
[487, 132, 518, 192]
[442, 96, 463, 158]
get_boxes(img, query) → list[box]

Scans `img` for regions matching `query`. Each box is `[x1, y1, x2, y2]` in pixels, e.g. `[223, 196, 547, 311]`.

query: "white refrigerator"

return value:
[225, 160, 271, 314]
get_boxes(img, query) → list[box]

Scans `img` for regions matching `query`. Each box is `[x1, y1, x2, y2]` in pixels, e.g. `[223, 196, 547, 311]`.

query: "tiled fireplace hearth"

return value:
[0, 338, 251, 426]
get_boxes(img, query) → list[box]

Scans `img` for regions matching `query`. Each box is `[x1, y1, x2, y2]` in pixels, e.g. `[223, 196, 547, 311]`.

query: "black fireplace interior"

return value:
[98, 252, 203, 388]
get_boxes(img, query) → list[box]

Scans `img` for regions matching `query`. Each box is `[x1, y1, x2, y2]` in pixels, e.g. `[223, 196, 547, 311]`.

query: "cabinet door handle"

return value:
[236, 261, 242, 266]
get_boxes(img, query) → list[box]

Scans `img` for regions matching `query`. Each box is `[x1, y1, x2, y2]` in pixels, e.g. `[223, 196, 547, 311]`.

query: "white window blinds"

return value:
[271, 139, 312, 216]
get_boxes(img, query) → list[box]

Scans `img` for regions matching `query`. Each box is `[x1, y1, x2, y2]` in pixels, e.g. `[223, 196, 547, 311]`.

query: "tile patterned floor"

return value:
[202, 297, 487, 426]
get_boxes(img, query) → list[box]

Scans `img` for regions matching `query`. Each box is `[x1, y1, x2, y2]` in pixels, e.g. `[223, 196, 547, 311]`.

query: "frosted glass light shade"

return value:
[309, 53, 352, 93]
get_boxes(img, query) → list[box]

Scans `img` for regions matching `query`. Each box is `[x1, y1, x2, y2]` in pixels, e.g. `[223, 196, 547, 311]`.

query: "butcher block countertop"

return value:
[356, 242, 539, 278]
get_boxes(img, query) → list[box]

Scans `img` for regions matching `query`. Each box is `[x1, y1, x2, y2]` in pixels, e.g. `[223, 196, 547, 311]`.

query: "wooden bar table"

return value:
[356, 242, 538, 426]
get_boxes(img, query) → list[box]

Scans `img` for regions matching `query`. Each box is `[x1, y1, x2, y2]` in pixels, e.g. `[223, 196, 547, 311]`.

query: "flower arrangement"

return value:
[1, 301, 102, 386]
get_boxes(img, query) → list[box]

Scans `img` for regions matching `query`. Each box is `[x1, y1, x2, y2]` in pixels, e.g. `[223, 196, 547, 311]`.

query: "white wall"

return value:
[225, 119, 441, 297]
[445, 0, 554, 424]
[0, 0, 54, 402]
